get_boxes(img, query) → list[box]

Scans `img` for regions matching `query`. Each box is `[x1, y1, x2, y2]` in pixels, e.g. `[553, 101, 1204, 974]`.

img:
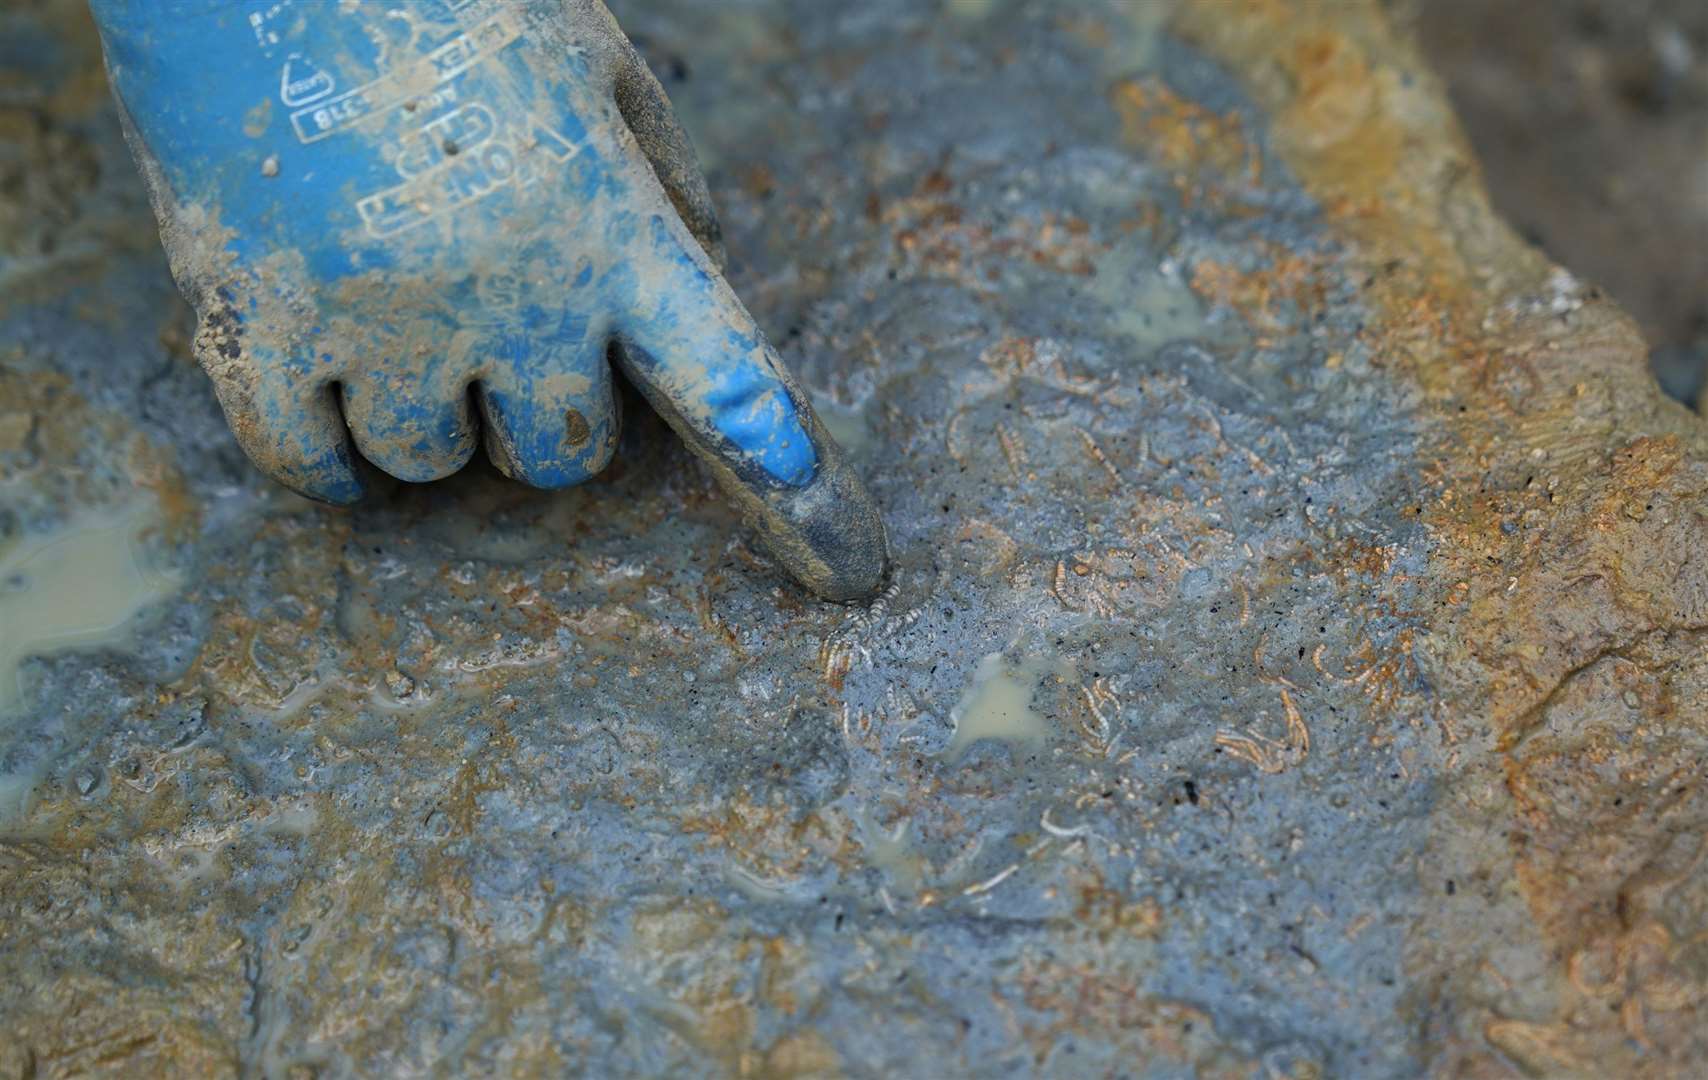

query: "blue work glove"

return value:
[89, 0, 887, 600]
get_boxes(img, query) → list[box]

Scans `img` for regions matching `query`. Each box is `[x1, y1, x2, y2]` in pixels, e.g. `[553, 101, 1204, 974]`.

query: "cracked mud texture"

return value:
[2, 0, 1706, 1076]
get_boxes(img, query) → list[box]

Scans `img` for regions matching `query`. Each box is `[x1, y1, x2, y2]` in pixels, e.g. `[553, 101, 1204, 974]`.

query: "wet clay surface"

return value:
[2, 0, 1707, 1075]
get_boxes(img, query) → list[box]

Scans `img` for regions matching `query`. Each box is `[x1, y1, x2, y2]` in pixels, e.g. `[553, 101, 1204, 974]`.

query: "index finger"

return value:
[611, 215, 889, 602]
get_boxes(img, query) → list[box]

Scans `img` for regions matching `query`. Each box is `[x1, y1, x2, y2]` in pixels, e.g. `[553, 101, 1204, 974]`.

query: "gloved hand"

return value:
[89, 0, 887, 600]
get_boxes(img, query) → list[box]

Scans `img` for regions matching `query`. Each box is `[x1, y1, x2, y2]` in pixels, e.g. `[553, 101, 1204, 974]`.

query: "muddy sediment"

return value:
[1, 0, 1705, 1074]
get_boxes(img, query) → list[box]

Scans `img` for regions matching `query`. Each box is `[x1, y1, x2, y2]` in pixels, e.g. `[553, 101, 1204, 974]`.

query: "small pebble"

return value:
[261, 155, 280, 177]
[386, 669, 417, 698]
[74, 765, 101, 797]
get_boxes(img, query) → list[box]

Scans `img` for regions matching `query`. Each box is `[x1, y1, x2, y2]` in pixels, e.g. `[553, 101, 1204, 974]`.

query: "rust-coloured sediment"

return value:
[1174, 1, 1708, 1072]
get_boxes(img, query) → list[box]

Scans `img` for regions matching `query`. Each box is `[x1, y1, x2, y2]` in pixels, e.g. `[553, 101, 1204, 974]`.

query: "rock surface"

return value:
[2, 0, 1706, 1075]
[1405, 0, 1708, 406]
[1407, 0, 1708, 408]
